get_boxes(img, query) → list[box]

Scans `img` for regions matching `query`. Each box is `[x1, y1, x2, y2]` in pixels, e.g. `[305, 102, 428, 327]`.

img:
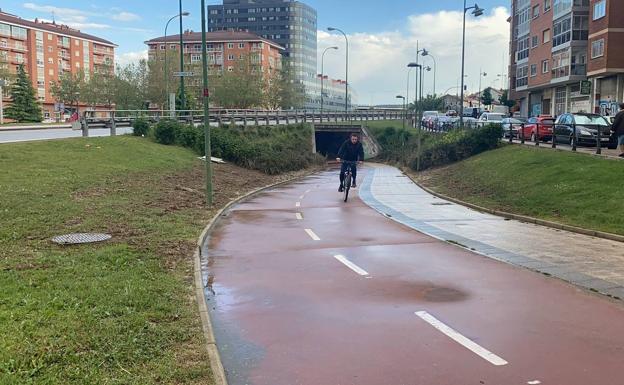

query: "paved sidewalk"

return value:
[359, 164, 624, 300]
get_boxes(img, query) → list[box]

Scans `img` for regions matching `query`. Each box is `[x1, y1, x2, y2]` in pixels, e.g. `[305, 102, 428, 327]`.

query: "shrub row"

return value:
[368, 125, 503, 171]
[148, 119, 322, 175]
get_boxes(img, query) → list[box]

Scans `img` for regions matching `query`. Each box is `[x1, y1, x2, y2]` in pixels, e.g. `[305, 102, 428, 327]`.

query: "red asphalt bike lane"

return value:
[202, 168, 624, 385]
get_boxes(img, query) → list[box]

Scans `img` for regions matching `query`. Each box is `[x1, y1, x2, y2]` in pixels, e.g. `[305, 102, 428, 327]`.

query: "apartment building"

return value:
[145, 30, 283, 106]
[509, 0, 624, 117]
[0, 10, 116, 119]
[207, 0, 318, 109]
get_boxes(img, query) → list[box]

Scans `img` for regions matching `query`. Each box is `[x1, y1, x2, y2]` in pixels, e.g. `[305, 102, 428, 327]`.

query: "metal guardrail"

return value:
[76, 109, 404, 137]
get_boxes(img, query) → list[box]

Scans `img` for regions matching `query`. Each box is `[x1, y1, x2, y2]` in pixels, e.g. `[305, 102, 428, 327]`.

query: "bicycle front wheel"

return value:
[343, 173, 351, 202]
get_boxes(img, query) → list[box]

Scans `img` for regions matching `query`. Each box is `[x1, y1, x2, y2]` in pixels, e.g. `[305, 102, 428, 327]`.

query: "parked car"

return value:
[518, 115, 554, 141]
[422, 111, 439, 129]
[477, 112, 506, 127]
[501, 117, 527, 138]
[553, 113, 613, 147]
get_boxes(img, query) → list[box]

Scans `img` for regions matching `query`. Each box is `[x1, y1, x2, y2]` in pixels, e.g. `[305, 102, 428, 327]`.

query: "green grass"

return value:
[0, 136, 214, 384]
[420, 145, 624, 235]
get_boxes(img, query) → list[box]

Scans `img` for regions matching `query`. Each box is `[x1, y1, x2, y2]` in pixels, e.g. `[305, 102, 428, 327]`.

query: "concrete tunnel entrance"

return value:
[313, 124, 364, 159]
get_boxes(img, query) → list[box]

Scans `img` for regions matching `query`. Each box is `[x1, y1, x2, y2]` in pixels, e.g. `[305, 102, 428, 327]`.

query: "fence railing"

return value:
[75, 108, 403, 137]
[506, 122, 614, 155]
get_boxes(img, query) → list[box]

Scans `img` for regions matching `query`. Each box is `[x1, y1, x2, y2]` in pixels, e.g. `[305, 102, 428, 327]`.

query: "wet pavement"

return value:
[202, 167, 624, 385]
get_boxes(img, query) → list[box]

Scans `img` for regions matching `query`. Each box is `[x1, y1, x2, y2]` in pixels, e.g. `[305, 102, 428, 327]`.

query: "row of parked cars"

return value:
[421, 110, 617, 148]
[500, 113, 615, 148]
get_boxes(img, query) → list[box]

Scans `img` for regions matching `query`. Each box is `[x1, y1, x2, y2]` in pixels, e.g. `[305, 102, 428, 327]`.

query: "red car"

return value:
[517, 115, 554, 142]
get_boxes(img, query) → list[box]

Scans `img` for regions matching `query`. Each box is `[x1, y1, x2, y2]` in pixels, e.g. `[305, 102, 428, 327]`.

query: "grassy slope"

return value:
[419, 145, 624, 235]
[0, 136, 296, 384]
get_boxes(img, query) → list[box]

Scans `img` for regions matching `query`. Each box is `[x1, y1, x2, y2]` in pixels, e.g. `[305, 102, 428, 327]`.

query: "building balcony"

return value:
[93, 47, 112, 55]
[7, 43, 28, 52]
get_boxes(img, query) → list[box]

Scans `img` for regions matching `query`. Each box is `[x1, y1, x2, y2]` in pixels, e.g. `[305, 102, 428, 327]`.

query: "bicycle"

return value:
[340, 160, 357, 202]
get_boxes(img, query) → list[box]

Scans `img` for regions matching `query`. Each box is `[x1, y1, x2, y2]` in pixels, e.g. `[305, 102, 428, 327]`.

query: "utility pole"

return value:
[0, 80, 4, 125]
[179, 0, 186, 113]
[200, 0, 213, 205]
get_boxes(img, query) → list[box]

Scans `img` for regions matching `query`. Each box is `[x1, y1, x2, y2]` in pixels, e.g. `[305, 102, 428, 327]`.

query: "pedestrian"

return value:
[613, 103, 624, 157]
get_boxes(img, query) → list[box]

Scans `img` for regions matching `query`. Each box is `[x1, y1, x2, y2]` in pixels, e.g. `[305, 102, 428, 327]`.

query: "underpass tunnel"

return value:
[315, 131, 353, 159]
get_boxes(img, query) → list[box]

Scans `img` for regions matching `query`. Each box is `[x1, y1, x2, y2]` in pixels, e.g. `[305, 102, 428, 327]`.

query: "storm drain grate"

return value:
[431, 202, 453, 206]
[52, 233, 112, 245]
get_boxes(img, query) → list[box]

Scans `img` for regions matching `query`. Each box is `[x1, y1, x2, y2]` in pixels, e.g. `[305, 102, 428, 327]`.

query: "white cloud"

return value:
[319, 7, 511, 106]
[116, 50, 148, 67]
[112, 12, 141, 22]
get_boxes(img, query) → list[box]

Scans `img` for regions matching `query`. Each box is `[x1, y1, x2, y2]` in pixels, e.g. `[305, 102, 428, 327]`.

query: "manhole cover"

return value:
[52, 233, 112, 245]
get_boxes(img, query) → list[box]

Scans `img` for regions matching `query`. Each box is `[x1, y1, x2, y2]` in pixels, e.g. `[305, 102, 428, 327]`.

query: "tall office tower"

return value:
[208, 0, 320, 109]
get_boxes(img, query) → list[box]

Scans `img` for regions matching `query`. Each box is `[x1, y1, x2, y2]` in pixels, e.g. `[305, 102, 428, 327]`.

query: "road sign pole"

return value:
[200, 0, 213, 206]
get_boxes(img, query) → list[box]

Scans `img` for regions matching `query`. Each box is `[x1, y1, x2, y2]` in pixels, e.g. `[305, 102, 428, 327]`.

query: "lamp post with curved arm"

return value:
[396, 95, 406, 129]
[321, 46, 339, 117]
[460, 2, 485, 129]
[327, 27, 349, 118]
[164, 11, 189, 114]
[421, 49, 437, 97]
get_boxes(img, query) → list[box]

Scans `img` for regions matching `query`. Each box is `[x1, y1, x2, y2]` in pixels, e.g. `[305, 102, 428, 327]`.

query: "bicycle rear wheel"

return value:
[343, 173, 351, 202]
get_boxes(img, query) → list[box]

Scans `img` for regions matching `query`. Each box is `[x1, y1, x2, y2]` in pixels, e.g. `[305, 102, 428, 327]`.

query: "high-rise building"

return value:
[508, 0, 624, 118]
[0, 10, 116, 119]
[207, 0, 321, 109]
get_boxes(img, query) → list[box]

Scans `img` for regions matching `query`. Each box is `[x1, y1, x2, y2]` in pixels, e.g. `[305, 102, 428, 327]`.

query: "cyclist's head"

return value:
[350, 133, 359, 144]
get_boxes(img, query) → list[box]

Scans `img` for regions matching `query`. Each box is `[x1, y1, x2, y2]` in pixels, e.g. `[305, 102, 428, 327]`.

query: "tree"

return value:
[263, 59, 305, 110]
[499, 90, 516, 109]
[51, 71, 85, 113]
[211, 57, 264, 109]
[409, 95, 444, 113]
[4, 65, 42, 122]
[481, 88, 493, 106]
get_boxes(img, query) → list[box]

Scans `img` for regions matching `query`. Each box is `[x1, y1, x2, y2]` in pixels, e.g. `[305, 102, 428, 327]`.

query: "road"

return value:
[202, 168, 624, 385]
[0, 127, 133, 143]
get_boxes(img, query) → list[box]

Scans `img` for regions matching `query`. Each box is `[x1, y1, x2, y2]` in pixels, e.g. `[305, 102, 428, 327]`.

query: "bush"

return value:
[176, 124, 198, 149]
[411, 125, 503, 171]
[153, 119, 180, 145]
[132, 118, 150, 137]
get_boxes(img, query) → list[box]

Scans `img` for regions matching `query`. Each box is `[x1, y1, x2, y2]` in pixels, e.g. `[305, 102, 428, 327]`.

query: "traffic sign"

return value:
[173, 72, 194, 77]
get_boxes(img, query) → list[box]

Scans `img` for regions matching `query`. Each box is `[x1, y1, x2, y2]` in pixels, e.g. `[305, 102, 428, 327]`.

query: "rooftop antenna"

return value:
[52, 10, 56, 23]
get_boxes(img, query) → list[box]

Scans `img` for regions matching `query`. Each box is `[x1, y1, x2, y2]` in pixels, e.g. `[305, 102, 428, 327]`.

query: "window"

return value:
[533, 5, 540, 18]
[48, 34, 52, 41]
[552, 16, 571, 48]
[191, 54, 201, 63]
[238, 43, 245, 48]
[75, 51, 80, 57]
[0, 23, 10, 37]
[227, 66, 234, 72]
[532, 36, 539, 48]
[49, 69, 54, 76]
[544, 0, 551, 11]
[228, 54, 234, 60]
[572, 15, 588, 40]
[48, 58, 53, 64]
[227, 43, 234, 49]
[516, 65, 529, 87]
[516, 36, 530, 61]
[591, 39, 605, 58]
[593, 0, 606, 20]
[552, 50, 570, 78]
[11, 26, 27, 40]
[530, 64, 538, 77]
[543, 29, 551, 43]
[160, 44, 166, 50]
[542, 59, 549, 73]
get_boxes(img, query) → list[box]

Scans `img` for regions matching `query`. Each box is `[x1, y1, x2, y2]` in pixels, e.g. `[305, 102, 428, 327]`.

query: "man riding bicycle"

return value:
[336, 133, 364, 192]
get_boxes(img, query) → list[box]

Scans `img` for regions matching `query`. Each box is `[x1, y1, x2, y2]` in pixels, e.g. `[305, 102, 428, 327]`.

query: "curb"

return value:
[409, 174, 624, 244]
[193, 168, 323, 385]
[507, 140, 623, 162]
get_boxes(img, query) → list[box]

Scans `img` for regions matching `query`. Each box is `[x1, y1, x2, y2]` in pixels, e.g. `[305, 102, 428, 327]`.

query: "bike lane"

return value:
[202, 168, 624, 385]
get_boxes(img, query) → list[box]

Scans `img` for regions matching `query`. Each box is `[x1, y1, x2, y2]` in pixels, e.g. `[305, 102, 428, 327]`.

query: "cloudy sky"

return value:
[1, 0, 511, 105]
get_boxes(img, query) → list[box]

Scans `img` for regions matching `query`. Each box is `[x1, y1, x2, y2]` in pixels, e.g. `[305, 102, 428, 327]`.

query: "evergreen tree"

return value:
[481, 88, 493, 106]
[4, 65, 42, 123]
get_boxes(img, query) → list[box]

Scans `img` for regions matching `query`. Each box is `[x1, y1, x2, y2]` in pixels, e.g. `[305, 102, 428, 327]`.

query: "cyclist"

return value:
[336, 132, 364, 192]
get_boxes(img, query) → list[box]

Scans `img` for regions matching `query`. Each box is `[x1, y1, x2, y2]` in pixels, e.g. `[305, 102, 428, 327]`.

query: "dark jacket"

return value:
[338, 140, 364, 162]
[613, 110, 624, 136]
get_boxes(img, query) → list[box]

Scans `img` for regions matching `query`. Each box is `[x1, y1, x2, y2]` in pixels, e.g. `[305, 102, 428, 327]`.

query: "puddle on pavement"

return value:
[365, 279, 469, 303]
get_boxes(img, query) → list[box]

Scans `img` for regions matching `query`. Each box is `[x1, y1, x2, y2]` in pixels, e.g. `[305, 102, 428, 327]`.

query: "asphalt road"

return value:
[0, 127, 134, 143]
[202, 168, 624, 385]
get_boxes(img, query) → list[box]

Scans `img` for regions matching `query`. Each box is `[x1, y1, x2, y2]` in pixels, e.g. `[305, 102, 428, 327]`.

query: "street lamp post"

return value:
[408, 63, 423, 170]
[164, 11, 190, 115]
[478, 68, 487, 110]
[327, 27, 349, 119]
[179, 0, 187, 113]
[396, 95, 406, 129]
[0, 79, 5, 125]
[421, 49, 437, 97]
[460, 1, 485, 129]
[321, 46, 339, 118]
[200, 0, 212, 205]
